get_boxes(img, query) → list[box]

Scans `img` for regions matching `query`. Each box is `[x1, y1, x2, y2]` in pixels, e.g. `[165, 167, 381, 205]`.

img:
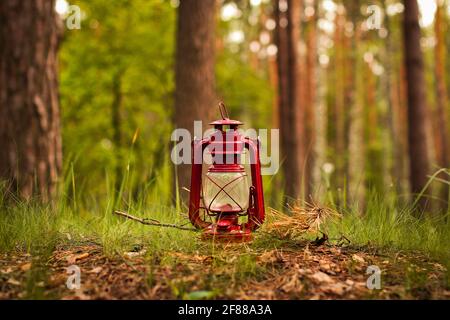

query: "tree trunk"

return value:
[333, 7, 346, 206]
[364, 53, 383, 193]
[433, 0, 450, 209]
[346, 0, 366, 208]
[0, 0, 62, 201]
[274, 0, 303, 201]
[399, 61, 410, 196]
[174, 0, 216, 204]
[268, 51, 283, 206]
[312, 1, 328, 202]
[402, 0, 431, 213]
[447, 0, 450, 102]
[383, 4, 407, 200]
[304, 2, 317, 200]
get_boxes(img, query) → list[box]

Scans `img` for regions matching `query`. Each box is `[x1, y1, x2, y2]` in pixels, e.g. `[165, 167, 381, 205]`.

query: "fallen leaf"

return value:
[67, 252, 89, 264]
[319, 261, 331, 271]
[345, 279, 355, 286]
[310, 271, 334, 284]
[124, 252, 139, 258]
[354, 281, 367, 288]
[89, 267, 103, 274]
[352, 254, 365, 264]
[432, 263, 445, 271]
[1, 267, 14, 274]
[49, 274, 66, 286]
[7, 278, 21, 286]
[279, 274, 304, 293]
[124, 250, 147, 259]
[258, 250, 285, 264]
[20, 263, 32, 272]
[330, 247, 341, 255]
[62, 290, 91, 300]
[325, 283, 347, 295]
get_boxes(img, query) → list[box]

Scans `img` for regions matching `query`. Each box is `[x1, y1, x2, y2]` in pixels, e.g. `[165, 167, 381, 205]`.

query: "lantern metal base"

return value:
[201, 225, 252, 242]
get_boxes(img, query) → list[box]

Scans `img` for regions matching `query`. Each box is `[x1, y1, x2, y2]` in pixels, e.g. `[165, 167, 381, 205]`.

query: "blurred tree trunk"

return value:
[268, 52, 283, 206]
[447, 0, 450, 101]
[364, 53, 383, 193]
[383, 4, 408, 200]
[304, 1, 317, 200]
[399, 61, 410, 195]
[333, 7, 346, 206]
[174, 0, 216, 204]
[312, 1, 327, 201]
[433, 0, 450, 209]
[0, 0, 62, 201]
[275, 0, 303, 201]
[402, 0, 431, 213]
[346, 0, 366, 208]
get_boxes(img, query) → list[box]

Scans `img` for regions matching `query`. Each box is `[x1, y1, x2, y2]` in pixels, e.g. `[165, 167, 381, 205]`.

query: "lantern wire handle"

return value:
[219, 101, 229, 120]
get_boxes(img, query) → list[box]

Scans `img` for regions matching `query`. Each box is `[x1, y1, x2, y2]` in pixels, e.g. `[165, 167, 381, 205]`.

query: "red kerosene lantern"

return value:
[188, 103, 265, 241]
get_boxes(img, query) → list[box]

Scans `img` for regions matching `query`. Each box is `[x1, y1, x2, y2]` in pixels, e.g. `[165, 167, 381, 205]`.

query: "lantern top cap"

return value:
[209, 102, 243, 126]
[210, 119, 243, 126]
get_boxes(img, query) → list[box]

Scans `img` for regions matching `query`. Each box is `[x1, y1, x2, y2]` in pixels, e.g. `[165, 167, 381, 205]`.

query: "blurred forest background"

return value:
[1, 0, 449, 216]
[1, 0, 450, 301]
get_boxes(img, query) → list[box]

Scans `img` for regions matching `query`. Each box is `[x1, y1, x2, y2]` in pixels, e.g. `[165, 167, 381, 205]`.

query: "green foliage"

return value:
[216, 50, 274, 129]
[59, 0, 275, 206]
[60, 0, 176, 202]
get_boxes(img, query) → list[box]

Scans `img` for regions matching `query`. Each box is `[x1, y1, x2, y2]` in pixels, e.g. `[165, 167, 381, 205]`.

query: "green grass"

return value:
[0, 174, 449, 298]
[0, 201, 60, 253]
[1, 184, 449, 264]
[324, 192, 450, 285]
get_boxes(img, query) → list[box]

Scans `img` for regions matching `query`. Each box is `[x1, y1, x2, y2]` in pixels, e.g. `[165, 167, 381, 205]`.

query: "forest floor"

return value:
[1, 199, 449, 300]
[1, 238, 449, 300]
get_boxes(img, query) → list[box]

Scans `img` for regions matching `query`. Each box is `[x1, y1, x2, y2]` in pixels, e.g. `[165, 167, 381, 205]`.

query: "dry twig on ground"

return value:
[113, 210, 198, 232]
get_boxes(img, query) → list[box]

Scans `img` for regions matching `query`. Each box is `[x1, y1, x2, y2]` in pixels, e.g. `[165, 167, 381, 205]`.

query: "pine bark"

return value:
[399, 61, 410, 194]
[0, 0, 62, 201]
[268, 52, 282, 206]
[433, 1, 450, 208]
[174, 0, 216, 203]
[312, 1, 327, 199]
[365, 52, 383, 193]
[384, 5, 408, 199]
[274, 0, 303, 200]
[333, 7, 346, 205]
[402, 0, 431, 212]
[346, 0, 366, 208]
[304, 3, 317, 200]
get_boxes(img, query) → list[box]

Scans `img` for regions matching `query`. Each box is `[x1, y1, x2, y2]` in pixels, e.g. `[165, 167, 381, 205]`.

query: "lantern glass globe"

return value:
[203, 171, 249, 213]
